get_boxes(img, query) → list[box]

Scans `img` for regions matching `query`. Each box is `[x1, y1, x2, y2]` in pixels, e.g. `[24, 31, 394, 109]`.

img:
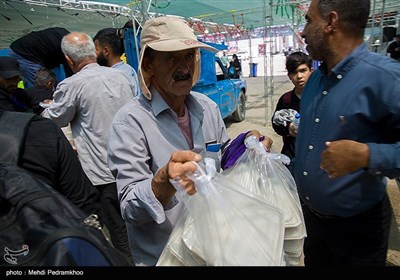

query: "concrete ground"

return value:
[224, 53, 400, 266]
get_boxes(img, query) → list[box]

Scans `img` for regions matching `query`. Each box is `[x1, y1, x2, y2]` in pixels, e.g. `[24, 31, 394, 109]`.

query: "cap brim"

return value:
[0, 70, 21, 79]
[148, 38, 217, 53]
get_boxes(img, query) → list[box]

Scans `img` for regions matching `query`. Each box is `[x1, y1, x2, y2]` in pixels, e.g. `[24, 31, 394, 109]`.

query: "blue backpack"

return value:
[0, 111, 131, 266]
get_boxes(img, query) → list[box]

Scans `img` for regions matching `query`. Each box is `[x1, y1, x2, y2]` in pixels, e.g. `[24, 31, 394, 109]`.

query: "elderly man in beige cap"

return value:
[107, 16, 272, 266]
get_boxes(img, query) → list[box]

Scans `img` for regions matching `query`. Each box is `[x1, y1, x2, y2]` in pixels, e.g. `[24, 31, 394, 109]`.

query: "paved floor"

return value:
[224, 55, 400, 266]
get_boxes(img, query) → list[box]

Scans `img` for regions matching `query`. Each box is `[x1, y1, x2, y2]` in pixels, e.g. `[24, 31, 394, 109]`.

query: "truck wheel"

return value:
[232, 90, 246, 122]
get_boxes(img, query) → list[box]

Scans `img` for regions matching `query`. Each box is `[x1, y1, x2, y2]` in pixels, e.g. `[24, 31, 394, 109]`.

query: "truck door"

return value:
[215, 59, 237, 118]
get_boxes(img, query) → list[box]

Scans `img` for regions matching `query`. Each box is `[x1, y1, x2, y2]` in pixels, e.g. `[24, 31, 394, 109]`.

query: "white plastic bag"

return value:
[272, 108, 298, 126]
[157, 209, 206, 266]
[160, 160, 285, 266]
[223, 136, 306, 265]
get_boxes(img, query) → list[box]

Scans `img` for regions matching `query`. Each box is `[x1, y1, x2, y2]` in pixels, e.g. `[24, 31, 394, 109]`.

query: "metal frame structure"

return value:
[5, 0, 399, 35]
[263, 0, 274, 126]
[21, 0, 130, 14]
[368, 0, 400, 51]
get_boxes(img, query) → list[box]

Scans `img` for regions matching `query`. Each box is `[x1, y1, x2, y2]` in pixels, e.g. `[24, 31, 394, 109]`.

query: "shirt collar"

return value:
[80, 63, 100, 71]
[111, 61, 124, 68]
[149, 86, 204, 121]
[329, 43, 368, 78]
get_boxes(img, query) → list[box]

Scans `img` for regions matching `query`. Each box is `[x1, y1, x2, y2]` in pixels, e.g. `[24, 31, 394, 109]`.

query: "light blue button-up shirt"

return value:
[294, 43, 400, 217]
[112, 61, 141, 96]
[108, 89, 230, 266]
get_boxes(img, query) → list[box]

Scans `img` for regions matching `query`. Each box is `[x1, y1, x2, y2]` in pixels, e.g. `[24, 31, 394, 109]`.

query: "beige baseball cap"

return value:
[138, 16, 217, 100]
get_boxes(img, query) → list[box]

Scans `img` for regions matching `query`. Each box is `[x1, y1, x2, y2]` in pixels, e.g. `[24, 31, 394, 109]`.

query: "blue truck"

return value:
[193, 43, 247, 122]
[123, 29, 247, 122]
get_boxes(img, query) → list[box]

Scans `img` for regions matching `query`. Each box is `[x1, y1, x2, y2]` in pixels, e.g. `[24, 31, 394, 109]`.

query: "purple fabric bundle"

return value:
[221, 131, 266, 170]
[222, 131, 266, 170]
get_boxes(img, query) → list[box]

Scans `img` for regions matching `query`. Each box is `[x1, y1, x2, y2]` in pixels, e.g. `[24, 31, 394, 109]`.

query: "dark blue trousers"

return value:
[302, 193, 392, 266]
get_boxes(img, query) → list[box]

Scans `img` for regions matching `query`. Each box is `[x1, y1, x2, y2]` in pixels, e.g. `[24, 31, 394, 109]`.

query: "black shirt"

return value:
[229, 59, 242, 79]
[10, 27, 73, 77]
[0, 110, 102, 220]
[387, 40, 400, 60]
[19, 115, 103, 219]
[0, 87, 42, 114]
[25, 85, 54, 102]
[271, 89, 301, 160]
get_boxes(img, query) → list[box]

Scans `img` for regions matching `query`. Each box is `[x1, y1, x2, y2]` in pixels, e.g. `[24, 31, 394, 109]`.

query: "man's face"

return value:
[288, 63, 312, 90]
[302, 0, 327, 61]
[94, 40, 108, 66]
[144, 48, 196, 100]
[0, 75, 21, 94]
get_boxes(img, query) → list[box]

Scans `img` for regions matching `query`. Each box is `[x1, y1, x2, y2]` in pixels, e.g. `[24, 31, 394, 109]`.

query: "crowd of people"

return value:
[1, 0, 400, 268]
[0, 16, 272, 266]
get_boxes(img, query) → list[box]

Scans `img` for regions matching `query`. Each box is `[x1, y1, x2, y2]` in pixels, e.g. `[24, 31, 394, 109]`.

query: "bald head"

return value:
[61, 32, 97, 66]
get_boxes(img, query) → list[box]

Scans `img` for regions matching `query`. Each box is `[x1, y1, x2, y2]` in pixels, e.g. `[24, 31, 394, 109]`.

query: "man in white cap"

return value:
[107, 16, 272, 266]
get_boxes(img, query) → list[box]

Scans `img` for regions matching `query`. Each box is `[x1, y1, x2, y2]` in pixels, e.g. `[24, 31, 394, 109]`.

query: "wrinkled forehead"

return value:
[148, 47, 198, 60]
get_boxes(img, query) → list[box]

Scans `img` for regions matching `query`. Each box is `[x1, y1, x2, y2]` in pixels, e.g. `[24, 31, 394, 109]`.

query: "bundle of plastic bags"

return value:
[222, 136, 306, 265]
[157, 159, 286, 266]
[272, 108, 298, 126]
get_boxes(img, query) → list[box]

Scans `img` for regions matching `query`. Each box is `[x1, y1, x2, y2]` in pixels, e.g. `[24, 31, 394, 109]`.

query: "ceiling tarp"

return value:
[0, 0, 131, 49]
[0, 0, 313, 49]
[124, 0, 308, 29]
[91, 0, 400, 30]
